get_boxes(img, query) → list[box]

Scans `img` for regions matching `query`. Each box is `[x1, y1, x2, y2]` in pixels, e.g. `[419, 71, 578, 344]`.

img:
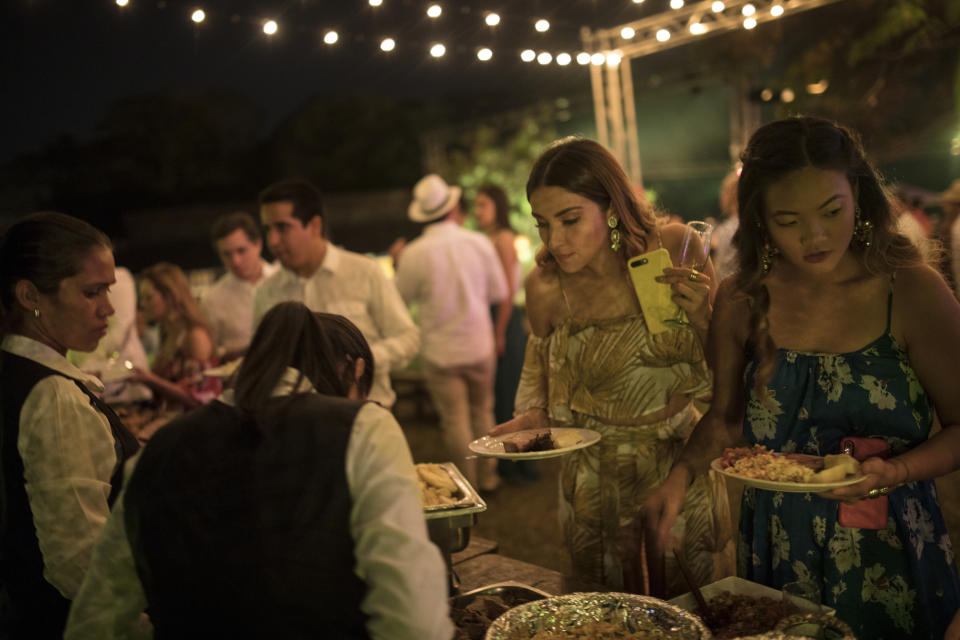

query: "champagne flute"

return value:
[664, 220, 713, 326]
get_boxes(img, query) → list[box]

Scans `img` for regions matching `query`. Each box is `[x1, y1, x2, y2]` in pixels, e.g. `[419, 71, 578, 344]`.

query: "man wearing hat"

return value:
[941, 179, 960, 296]
[395, 174, 508, 492]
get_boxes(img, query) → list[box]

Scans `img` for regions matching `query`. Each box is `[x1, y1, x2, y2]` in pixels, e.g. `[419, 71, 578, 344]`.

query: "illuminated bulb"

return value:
[430, 43, 446, 57]
[670, 0, 684, 9]
[606, 52, 621, 66]
[556, 52, 571, 66]
[806, 79, 829, 94]
[632, 0, 645, 3]
[323, 29, 338, 44]
[689, 22, 707, 35]
[712, 1, 725, 11]
[780, 88, 795, 103]
[521, 49, 536, 62]
[535, 19, 550, 32]
[770, 4, 784, 16]
[369, 0, 382, 5]
[742, 3, 756, 16]
[263, 20, 278, 35]
[116, 0, 129, 6]
[621, 27, 635, 39]
[590, 52, 605, 66]
[427, 4, 442, 18]
[485, 13, 500, 26]
[656, 28, 670, 42]
[537, 51, 552, 65]
[191, 9, 205, 23]
[477, 47, 492, 61]
[576, 52, 591, 65]
[380, 38, 395, 52]
[743, 17, 757, 29]
[760, 89, 773, 101]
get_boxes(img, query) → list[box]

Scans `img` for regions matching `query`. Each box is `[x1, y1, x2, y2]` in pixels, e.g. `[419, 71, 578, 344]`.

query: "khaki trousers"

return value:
[421, 355, 499, 491]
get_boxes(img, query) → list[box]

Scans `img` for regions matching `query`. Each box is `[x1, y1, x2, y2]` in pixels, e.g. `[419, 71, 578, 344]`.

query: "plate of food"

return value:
[485, 592, 708, 639]
[711, 445, 865, 492]
[468, 428, 601, 460]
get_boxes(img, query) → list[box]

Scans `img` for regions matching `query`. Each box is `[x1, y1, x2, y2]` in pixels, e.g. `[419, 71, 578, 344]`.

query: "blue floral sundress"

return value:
[740, 289, 959, 639]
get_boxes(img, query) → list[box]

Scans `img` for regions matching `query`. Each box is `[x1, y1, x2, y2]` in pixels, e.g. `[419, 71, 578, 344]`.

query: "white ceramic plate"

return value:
[468, 428, 601, 460]
[710, 455, 865, 493]
[669, 575, 835, 617]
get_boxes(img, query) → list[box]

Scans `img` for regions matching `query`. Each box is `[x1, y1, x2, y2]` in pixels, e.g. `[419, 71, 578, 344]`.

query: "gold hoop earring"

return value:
[854, 205, 873, 247]
[607, 214, 621, 252]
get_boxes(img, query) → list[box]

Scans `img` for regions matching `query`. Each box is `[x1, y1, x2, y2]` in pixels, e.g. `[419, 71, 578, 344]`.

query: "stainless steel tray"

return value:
[421, 462, 487, 521]
[451, 581, 552, 609]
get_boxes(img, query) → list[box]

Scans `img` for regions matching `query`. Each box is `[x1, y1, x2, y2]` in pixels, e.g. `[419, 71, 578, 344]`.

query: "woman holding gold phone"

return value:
[492, 137, 734, 595]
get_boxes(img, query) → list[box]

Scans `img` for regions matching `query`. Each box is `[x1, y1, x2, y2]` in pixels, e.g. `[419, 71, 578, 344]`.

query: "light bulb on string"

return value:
[369, 0, 383, 5]
[485, 13, 500, 26]
[263, 20, 278, 35]
[670, 0, 684, 9]
[521, 49, 536, 62]
[689, 22, 706, 35]
[556, 52, 571, 66]
[656, 29, 670, 42]
[477, 48, 492, 61]
[191, 9, 205, 23]
[430, 43, 446, 57]
[576, 52, 591, 65]
[427, 4, 442, 18]
[620, 27, 635, 39]
[590, 52, 605, 66]
[711, 1, 725, 11]
[743, 17, 757, 29]
[380, 38, 395, 52]
[537, 51, 552, 65]
[742, 4, 756, 16]
[535, 19, 550, 32]
[323, 30, 338, 44]
[770, 4, 784, 16]
[605, 52, 621, 66]
[116, 0, 129, 6]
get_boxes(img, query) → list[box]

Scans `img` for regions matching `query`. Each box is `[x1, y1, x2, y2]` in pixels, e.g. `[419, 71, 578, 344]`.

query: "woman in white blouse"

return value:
[0, 212, 140, 639]
[65, 302, 452, 640]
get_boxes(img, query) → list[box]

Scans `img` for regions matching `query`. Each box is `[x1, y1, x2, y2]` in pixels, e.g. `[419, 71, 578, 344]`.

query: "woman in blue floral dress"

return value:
[645, 116, 960, 639]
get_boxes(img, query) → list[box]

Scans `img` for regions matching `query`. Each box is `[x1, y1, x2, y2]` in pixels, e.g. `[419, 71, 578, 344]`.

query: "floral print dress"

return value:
[741, 294, 960, 639]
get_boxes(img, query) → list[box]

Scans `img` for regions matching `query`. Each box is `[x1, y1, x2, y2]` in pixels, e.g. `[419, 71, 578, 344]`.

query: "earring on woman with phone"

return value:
[607, 214, 621, 251]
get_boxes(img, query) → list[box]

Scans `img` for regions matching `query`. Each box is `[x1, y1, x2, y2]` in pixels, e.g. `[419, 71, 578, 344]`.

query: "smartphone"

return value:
[627, 248, 684, 334]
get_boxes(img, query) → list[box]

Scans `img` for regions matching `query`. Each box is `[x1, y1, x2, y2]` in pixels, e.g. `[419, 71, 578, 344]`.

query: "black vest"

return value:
[0, 351, 140, 639]
[123, 393, 371, 639]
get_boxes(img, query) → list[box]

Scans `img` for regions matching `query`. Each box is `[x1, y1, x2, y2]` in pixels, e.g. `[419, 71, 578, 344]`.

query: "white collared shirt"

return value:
[64, 369, 453, 640]
[252, 244, 420, 407]
[395, 220, 508, 367]
[1, 334, 118, 600]
[200, 259, 278, 356]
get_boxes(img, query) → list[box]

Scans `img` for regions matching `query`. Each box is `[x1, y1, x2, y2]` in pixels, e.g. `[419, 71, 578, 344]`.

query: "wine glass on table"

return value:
[664, 220, 713, 327]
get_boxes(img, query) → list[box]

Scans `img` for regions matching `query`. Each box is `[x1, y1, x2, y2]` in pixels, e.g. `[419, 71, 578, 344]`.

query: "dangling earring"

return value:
[853, 205, 873, 247]
[607, 214, 621, 252]
[33, 308, 40, 319]
[759, 240, 778, 274]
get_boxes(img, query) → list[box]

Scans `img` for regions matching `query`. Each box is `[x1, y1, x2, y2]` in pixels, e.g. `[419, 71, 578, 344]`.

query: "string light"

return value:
[380, 37, 395, 51]
[426, 4, 442, 19]
[760, 88, 773, 101]
[689, 22, 706, 35]
[712, 1, 725, 11]
[590, 52, 605, 66]
[780, 88, 795, 102]
[770, 4, 784, 16]
[537, 51, 552, 65]
[430, 43, 445, 57]
[620, 27, 635, 39]
[743, 17, 757, 28]
[556, 52, 572, 66]
[263, 20, 278, 35]
[670, 0, 684, 9]
[605, 52, 622, 66]
[477, 47, 492, 61]
[576, 52, 590, 65]
[323, 29, 338, 44]
[116, 0, 129, 6]
[656, 28, 671, 42]
[806, 79, 829, 94]
[520, 49, 536, 62]
[632, 0, 645, 3]
[191, 9, 205, 23]
[534, 19, 550, 32]
[485, 13, 500, 26]
[742, 3, 756, 16]
[369, 0, 382, 5]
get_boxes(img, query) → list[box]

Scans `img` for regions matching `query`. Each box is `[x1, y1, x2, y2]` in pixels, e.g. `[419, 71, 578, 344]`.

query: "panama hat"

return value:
[408, 174, 462, 222]
[942, 179, 960, 205]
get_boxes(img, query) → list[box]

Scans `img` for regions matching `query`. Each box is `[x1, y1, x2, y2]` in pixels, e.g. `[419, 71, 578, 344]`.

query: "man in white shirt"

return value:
[395, 174, 508, 492]
[253, 179, 419, 408]
[201, 212, 278, 361]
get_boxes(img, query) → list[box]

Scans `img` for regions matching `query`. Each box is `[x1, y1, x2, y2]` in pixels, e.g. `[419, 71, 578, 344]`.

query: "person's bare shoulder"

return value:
[524, 265, 564, 337]
[713, 274, 752, 345]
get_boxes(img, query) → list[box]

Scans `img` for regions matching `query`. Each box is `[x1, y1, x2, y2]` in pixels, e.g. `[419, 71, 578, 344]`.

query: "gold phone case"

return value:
[628, 248, 684, 333]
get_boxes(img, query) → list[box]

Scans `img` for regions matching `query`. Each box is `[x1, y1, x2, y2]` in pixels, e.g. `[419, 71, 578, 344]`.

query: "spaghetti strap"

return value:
[886, 272, 896, 332]
[558, 274, 574, 318]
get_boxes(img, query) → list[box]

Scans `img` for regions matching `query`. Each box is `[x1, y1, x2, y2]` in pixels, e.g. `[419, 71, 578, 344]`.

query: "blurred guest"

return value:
[645, 117, 960, 638]
[712, 171, 740, 283]
[473, 184, 534, 482]
[940, 179, 960, 295]
[200, 211, 277, 361]
[0, 212, 139, 639]
[947, 609, 960, 640]
[64, 302, 452, 640]
[396, 174, 508, 492]
[134, 262, 220, 409]
[254, 179, 419, 409]
[892, 194, 934, 262]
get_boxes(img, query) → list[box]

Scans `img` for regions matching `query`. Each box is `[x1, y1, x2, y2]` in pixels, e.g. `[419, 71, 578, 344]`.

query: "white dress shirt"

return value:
[395, 220, 508, 368]
[64, 369, 453, 640]
[2, 334, 118, 600]
[252, 244, 419, 407]
[200, 259, 278, 356]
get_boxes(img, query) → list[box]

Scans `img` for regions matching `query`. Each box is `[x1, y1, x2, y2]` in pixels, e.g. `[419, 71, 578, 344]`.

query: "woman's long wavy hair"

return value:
[140, 262, 211, 338]
[734, 116, 921, 391]
[234, 302, 374, 416]
[526, 137, 658, 270]
[477, 184, 514, 234]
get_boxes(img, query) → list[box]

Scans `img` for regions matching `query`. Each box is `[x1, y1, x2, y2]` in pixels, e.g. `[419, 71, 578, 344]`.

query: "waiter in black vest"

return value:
[0, 212, 140, 639]
[65, 302, 452, 640]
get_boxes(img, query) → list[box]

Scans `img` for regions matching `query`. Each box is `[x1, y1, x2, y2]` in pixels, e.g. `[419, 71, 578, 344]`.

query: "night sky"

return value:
[2, 0, 658, 163]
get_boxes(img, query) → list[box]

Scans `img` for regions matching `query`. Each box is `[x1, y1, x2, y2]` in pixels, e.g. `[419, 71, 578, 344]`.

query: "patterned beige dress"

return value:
[514, 308, 734, 595]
